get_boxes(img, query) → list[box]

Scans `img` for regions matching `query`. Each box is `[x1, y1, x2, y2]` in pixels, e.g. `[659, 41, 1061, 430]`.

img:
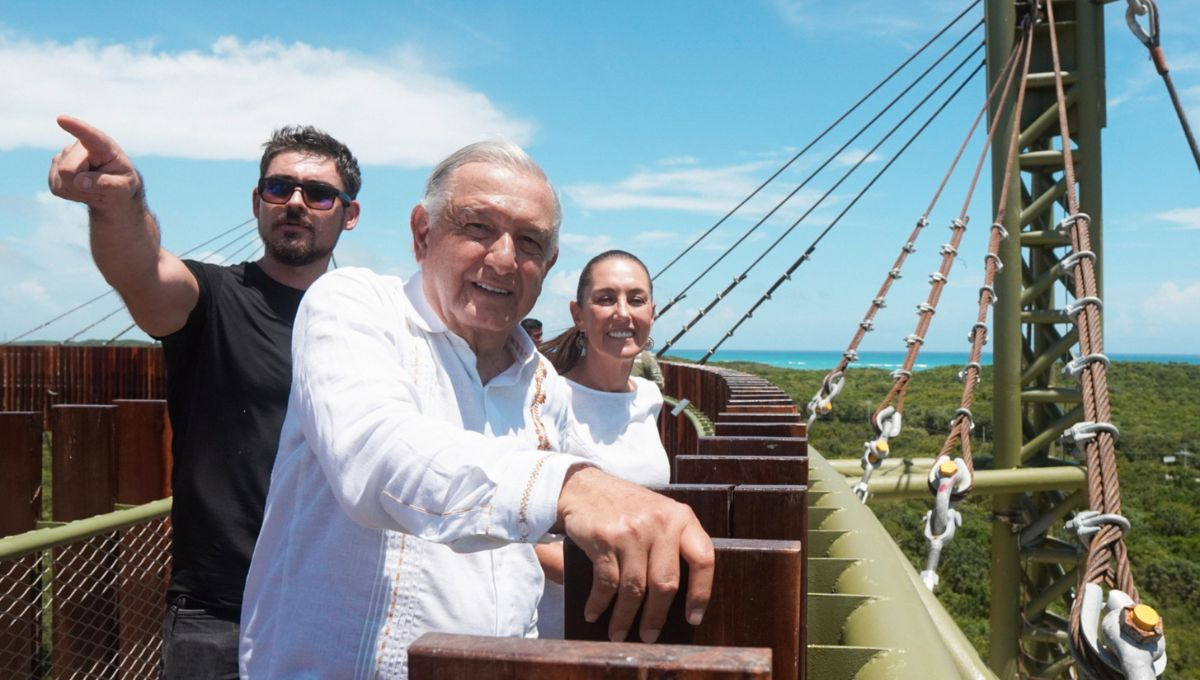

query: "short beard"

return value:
[262, 233, 332, 266]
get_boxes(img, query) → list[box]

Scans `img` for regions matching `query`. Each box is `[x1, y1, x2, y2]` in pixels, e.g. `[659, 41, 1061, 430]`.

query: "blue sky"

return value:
[2, 1, 1198, 355]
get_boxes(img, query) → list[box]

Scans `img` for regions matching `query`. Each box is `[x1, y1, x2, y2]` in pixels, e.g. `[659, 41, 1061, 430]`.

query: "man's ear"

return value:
[341, 200, 361, 232]
[411, 203, 430, 261]
[252, 188, 261, 219]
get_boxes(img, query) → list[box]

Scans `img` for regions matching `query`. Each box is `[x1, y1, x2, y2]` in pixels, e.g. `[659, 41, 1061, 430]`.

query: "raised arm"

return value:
[48, 115, 198, 337]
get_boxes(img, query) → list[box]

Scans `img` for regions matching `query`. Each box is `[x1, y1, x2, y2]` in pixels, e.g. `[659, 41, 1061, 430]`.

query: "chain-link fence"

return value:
[0, 504, 171, 679]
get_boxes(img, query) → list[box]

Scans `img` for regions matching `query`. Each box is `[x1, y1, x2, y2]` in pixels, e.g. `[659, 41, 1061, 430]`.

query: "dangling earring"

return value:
[575, 331, 587, 354]
[644, 337, 655, 351]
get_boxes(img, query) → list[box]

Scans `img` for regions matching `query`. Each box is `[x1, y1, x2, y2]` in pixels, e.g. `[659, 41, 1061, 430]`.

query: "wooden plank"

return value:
[724, 404, 797, 414]
[408, 633, 772, 679]
[0, 414, 42, 680]
[0, 412, 42, 538]
[715, 412, 802, 423]
[674, 456, 808, 486]
[112, 400, 170, 677]
[649, 485, 733, 538]
[714, 422, 805, 438]
[113, 400, 171, 504]
[50, 405, 116, 521]
[564, 538, 804, 680]
[696, 436, 806, 457]
[49, 405, 118, 678]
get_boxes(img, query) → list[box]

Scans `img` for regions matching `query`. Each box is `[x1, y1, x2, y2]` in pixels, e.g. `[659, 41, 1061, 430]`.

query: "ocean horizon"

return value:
[663, 349, 1200, 371]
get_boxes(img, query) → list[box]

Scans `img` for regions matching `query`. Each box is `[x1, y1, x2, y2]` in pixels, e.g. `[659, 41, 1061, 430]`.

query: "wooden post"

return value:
[49, 405, 118, 677]
[408, 633, 772, 679]
[674, 455, 808, 486]
[696, 436, 806, 457]
[565, 538, 804, 680]
[0, 412, 44, 679]
[113, 399, 172, 678]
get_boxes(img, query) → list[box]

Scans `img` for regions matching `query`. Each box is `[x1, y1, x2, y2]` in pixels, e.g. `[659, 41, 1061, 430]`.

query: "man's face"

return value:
[413, 162, 558, 352]
[253, 151, 359, 267]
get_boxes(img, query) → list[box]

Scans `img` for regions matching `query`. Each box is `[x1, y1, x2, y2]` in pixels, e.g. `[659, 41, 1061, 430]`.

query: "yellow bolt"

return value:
[874, 440, 889, 455]
[820, 402, 832, 413]
[1130, 604, 1160, 632]
[939, 460, 958, 478]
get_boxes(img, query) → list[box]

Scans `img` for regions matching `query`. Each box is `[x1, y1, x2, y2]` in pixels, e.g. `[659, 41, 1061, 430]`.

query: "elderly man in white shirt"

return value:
[239, 141, 714, 679]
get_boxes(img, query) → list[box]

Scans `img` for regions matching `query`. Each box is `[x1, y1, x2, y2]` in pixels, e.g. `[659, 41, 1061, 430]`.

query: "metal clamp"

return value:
[1063, 353, 1110, 381]
[1065, 510, 1131, 546]
[1074, 583, 1167, 679]
[890, 368, 912, 381]
[984, 252, 1004, 274]
[1066, 296, 1103, 321]
[916, 303, 936, 316]
[929, 271, 947, 284]
[958, 361, 982, 385]
[1060, 421, 1120, 450]
[806, 371, 845, 424]
[902, 242, 917, 254]
[1125, 0, 1160, 50]
[872, 297, 887, 309]
[949, 217, 967, 231]
[967, 322, 988, 345]
[940, 243, 958, 256]
[904, 334, 925, 347]
[1056, 212, 1092, 234]
[843, 349, 860, 363]
[1060, 249, 1095, 271]
[979, 284, 997, 304]
[990, 222, 1009, 240]
[889, 267, 903, 280]
[860, 320, 875, 331]
[953, 409, 976, 434]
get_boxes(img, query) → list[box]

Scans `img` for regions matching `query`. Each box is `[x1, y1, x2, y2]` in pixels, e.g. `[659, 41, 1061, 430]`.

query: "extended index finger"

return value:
[679, 520, 715, 626]
[56, 115, 121, 167]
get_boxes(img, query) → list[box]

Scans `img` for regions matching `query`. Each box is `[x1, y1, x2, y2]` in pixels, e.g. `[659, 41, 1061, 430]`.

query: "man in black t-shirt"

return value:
[48, 115, 361, 679]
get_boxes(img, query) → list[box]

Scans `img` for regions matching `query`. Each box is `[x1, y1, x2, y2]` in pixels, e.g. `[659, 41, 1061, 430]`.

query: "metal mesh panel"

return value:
[0, 517, 171, 679]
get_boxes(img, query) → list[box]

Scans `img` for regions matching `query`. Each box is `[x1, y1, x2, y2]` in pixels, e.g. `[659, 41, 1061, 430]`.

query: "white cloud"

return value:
[633, 230, 679, 243]
[559, 232, 614, 254]
[1, 35, 533, 167]
[835, 149, 882, 166]
[1143, 280, 1200, 327]
[1155, 207, 1200, 230]
[563, 157, 830, 217]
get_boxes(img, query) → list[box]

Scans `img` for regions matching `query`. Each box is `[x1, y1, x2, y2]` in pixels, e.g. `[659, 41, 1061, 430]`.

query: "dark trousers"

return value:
[160, 596, 240, 680]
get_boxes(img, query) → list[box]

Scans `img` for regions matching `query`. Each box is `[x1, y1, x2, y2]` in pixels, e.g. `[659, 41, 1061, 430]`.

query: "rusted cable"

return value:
[1048, 0, 1160, 675]
[808, 25, 1028, 426]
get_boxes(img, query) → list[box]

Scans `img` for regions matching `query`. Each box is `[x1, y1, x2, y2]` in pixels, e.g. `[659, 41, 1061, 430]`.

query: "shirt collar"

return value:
[403, 270, 542, 380]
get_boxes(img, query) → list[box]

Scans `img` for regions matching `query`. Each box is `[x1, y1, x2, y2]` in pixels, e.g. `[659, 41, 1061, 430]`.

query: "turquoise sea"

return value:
[664, 349, 1200, 371]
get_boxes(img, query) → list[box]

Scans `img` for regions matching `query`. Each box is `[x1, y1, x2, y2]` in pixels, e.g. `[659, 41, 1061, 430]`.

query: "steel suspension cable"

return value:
[1043, 0, 1164, 674]
[658, 39, 985, 357]
[104, 228, 265, 344]
[806, 29, 1027, 427]
[63, 221, 258, 344]
[1124, 0, 1200, 174]
[4, 217, 256, 345]
[654, 18, 985, 320]
[651, 0, 984, 283]
[693, 59, 986, 368]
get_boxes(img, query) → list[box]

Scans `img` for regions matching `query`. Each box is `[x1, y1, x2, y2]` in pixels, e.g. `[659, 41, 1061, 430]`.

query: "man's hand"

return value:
[556, 466, 714, 644]
[48, 115, 143, 213]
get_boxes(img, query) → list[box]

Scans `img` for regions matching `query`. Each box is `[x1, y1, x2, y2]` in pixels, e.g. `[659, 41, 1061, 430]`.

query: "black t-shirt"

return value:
[160, 260, 304, 613]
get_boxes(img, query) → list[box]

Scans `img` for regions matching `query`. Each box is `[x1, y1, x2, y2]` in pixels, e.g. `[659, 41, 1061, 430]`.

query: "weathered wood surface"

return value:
[408, 633, 772, 679]
[564, 538, 804, 680]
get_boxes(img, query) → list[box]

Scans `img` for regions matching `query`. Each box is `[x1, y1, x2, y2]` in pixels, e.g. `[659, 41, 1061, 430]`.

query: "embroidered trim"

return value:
[529, 360, 552, 452]
[518, 453, 553, 543]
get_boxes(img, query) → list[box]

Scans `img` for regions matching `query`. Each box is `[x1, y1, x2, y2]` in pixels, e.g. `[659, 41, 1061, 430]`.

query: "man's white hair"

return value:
[421, 140, 562, 251]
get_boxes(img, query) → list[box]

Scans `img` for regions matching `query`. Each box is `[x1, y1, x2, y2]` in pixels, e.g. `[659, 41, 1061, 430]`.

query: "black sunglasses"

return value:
[258, 176, 352, 211]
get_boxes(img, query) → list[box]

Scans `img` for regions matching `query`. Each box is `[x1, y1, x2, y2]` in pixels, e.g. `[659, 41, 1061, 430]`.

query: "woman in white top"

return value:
[534, 249, 670, 638]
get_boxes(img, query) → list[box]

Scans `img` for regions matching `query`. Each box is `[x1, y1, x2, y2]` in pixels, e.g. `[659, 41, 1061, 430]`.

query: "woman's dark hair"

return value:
[540, 249, 652, 374]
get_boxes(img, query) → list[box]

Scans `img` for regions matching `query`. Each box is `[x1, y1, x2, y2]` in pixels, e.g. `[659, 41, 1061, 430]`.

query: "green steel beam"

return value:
[0, 498, 172, 561]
